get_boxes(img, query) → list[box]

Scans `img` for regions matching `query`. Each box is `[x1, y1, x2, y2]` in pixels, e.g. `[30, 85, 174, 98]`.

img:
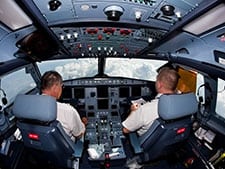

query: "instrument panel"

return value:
[62, 77, 156, 116]
[61, 77, 155, 162]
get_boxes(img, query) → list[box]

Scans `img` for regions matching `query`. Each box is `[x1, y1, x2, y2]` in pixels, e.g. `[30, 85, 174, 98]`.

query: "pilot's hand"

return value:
[130, 103, 140, 111]
[81, 117, 88, 126]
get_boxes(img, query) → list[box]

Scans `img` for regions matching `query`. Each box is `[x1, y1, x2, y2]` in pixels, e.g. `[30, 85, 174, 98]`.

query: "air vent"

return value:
[176, 48, 189, 54]
[124, 0, 156, 6]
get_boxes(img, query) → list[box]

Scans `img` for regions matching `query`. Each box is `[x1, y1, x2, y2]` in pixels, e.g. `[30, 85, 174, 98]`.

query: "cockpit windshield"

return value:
[105, 58, 167, 81]
[37, 58, 167, 81]
[37, 59, 98, 80]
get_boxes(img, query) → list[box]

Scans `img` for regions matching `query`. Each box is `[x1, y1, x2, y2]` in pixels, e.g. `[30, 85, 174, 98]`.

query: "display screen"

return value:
[111, 111, 118, 116]
[97, 99, 108, 109]
[119, 87, 130, 97]
[97, 86, 108, 97]
[131, 86, 142, 97]
[74, 87, 85, 98]
[88, 112, 95, 117]
[62, 87, 72, 98]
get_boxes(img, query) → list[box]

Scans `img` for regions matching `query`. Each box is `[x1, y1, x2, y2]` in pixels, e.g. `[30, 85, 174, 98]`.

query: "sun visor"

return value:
[14, 31, 58, 62]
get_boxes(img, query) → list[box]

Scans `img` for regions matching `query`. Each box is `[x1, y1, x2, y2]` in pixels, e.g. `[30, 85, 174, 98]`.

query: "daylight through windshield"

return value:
[37, 58, 167, 81]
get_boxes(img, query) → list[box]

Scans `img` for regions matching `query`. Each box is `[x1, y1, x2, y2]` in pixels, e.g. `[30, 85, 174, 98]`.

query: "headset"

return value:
[197, 82, 213, 119]
[0, 88, 8, 111]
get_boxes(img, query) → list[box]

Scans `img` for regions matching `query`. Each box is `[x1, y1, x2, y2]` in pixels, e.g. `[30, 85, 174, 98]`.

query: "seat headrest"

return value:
[13, 94, 57, 122]
[158, 93, 198, 120]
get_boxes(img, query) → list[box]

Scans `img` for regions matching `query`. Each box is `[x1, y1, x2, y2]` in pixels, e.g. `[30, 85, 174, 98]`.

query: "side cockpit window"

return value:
[0, 68, 36, 106]
[196, 73, 205, 102]
[215, 78, 225, 119]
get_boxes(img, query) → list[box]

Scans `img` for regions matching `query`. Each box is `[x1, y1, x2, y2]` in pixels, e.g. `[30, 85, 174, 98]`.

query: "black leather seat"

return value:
[128, 92, 198, 164]
[12, 94, 83, 169]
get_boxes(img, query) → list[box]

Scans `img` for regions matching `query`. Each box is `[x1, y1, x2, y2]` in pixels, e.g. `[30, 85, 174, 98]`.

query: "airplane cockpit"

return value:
[1, 0, 225, 169]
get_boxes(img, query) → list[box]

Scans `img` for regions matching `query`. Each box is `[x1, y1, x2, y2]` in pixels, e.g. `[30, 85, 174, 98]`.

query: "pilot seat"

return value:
[12, 94, 83, 169]
[128, 92, 198, 166]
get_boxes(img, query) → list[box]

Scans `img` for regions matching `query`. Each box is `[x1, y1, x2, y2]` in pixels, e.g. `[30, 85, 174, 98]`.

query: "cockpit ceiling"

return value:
[33, 0, 203, 26]
[30, 0, 204, 58]
[51, 27, 166, 57]
[3, 0, 220, 63]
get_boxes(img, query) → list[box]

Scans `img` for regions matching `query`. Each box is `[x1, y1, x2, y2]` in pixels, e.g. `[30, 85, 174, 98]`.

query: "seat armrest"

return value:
[56, 122, 84, 158]
[128, 132, 143, 154]
[73, 139, 84, 158]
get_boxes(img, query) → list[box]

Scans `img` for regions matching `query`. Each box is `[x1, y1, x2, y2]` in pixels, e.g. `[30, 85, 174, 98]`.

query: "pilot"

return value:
[122, 67, 180, 136]
[40, 70, 86, 141]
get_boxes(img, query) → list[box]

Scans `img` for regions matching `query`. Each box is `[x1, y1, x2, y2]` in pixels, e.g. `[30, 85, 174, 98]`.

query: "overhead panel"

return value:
[52, 27, 166, 57]
[32, 0, 204, 58]
[33, 0, 204, 26]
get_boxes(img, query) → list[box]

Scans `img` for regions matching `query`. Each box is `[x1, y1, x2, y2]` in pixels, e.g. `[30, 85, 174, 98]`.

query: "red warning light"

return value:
[120, 29, 131, 35]
[176, 127, 186, 134]
[86, 28, 98, 34]
[28, 133, 39, 140]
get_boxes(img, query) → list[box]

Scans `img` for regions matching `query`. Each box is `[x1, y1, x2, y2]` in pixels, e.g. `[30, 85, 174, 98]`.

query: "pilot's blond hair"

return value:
[157, 68, 180, 91]
[40, 70, 62, 91]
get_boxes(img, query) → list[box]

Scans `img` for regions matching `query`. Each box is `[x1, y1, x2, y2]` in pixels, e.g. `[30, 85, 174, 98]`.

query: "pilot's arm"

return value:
[122, 103, 140, 134]
[122, 127, 131, 134]
[122, 106, 143, 134]
[130, 103, 140, 111]
[71, 108, 86, 138]
[79, 109, 88, 126]
[57, 102, 86, 140]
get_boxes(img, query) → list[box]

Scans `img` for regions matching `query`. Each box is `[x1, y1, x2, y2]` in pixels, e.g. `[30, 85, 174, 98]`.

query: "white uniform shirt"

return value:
[122, 94, 161, 136]
[57, 102, 85, 141]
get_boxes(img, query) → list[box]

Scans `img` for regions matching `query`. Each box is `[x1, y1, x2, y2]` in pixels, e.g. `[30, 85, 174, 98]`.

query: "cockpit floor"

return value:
[3, 138, 203, 169]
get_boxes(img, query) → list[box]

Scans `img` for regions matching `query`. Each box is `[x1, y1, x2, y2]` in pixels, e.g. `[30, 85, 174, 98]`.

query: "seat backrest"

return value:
[138, 93, 198, 162]
[12, 94, 82, 168]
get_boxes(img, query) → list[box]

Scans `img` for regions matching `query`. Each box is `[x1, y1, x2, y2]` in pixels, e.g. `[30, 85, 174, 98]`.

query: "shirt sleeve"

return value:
[70, 107, 85, 137]
[57, 102, 85, 138]
[122, 108, 143, 132]
[122, 100, 159, 136]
